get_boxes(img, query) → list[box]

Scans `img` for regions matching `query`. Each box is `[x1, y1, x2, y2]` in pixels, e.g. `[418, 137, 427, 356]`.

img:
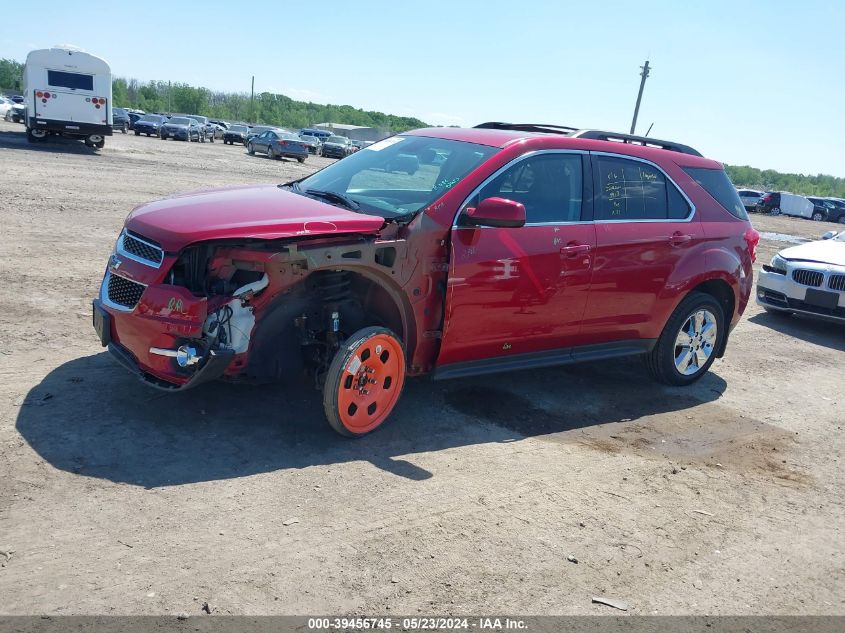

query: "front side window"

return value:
[295, 135, 498, 218]
[472, 153, 584, 223]
[595, 156, 690, 220]
[47, 70, 94, 91]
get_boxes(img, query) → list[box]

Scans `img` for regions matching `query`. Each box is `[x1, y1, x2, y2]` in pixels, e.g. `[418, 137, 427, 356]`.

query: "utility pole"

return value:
[250, 75, 255, 123]
[629, 60, 650, 135]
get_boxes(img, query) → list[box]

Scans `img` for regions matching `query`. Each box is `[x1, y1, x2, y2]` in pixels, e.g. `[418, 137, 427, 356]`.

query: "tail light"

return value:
[744, 227, 760, 262]
[36, 90, 43, 98]
[278, 140, 288, 145]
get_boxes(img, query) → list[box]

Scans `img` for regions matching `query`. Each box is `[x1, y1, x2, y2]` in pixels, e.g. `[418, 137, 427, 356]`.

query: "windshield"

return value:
[294, 135, 498, 218]
[301, 135, 318, 142]
[168, 117, 190, 125]
[280, 132, 301, 141]
[327, 136, 347, 144]
[230, 125, 248, 132]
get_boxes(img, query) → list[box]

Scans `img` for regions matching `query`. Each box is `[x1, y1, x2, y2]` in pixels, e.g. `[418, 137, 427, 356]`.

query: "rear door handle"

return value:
[669, 232, 693, 246]
[560, 243, 592, 256]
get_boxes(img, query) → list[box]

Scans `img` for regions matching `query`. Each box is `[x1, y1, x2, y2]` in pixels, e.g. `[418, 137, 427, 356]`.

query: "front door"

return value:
[438, 151, 595, 367]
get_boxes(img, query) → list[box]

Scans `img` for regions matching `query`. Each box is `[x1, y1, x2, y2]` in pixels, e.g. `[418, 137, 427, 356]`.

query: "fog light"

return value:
[176, 345, 199, 367]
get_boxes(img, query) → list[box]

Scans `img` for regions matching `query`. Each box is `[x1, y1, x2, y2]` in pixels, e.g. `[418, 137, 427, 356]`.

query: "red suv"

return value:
[93, 123, 759, 436]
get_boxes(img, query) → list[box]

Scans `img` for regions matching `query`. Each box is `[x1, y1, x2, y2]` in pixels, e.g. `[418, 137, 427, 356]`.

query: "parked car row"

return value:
[737, 189, 845, 224]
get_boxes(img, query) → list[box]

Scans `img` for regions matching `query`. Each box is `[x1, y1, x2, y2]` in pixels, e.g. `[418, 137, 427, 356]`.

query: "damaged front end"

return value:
[92, 230, 277, 391]
[93, 223, 426, 392]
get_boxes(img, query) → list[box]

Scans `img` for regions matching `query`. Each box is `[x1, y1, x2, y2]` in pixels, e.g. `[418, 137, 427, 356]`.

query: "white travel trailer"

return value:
[23, 45, 113, 148]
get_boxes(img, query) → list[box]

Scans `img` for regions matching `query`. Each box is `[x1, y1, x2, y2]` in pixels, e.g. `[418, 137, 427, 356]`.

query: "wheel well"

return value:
[688, 278, 735, 357]
[245, 269, 412, 381]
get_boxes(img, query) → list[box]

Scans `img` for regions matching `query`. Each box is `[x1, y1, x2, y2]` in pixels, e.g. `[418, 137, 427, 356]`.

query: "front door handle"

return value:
[560, 243, 592, 257]
[669, 232, 693, 246]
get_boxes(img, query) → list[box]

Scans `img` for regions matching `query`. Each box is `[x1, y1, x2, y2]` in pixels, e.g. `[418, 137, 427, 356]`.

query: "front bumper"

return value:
[757, 265, 845, 322]
[93, 298, 235, 391]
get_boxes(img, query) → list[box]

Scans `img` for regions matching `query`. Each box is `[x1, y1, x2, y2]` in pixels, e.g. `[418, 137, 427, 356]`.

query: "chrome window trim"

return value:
[590, 151, 696, 224]
[100, 269, 148, 313]
[116, 229, 164, 268]
[452, 149, 590, 228]
[451, 149, 696, 228]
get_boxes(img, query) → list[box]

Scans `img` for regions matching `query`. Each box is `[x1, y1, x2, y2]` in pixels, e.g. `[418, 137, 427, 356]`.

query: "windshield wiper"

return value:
[303, 189, 360, 211]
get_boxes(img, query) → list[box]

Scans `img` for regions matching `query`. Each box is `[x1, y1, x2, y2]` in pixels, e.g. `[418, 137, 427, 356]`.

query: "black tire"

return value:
[297, 156, 305, 163]
[134, 130, 140, 136]
[770, 207, 781, 216]
[121, 123, 128, 134]
[644, 292, 725, 386]
[322, 326, 407, 438]
[837, 215, 845, 225]
[247, 142, 255, 155]
[812, 211, 826, 222]
[267, 145, 276, 159]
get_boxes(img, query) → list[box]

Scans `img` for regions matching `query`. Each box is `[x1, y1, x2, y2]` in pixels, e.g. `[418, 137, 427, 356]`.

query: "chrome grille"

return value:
[121, 232, 163, 265]
[792, 269, 823, 287]
[107, 274, 145, 309]
[830, 275, 845, 291]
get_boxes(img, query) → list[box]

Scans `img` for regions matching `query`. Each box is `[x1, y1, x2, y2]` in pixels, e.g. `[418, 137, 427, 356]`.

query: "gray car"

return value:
[160, 117, 202, 142]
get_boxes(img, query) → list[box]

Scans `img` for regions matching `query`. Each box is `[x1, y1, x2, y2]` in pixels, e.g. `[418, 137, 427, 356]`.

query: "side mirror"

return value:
[462, 197, 526, 228]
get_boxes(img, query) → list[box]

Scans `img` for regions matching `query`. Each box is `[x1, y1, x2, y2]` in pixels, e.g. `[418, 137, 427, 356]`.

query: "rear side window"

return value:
[683, 167, 748, 220]
[595, 156, 690, 220]
[47, 70, 94, 91]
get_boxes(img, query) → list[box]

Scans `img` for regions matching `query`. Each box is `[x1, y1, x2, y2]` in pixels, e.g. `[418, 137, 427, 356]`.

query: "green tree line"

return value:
[725, 165, 845, 199]
[110, 77, 427, 134]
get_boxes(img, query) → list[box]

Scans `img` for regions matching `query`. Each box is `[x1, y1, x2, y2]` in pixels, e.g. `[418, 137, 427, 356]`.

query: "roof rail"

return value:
[474, 122, 580, 135]
[571, 130, 702, 157]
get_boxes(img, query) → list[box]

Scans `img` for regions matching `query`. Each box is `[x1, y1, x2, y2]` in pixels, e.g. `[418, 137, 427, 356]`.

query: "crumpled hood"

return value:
[125, 184, 385, 252]
[780, 239, 845, 267]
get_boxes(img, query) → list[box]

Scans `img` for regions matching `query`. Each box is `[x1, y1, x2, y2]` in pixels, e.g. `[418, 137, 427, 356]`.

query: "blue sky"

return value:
[2, 0, 843, 176]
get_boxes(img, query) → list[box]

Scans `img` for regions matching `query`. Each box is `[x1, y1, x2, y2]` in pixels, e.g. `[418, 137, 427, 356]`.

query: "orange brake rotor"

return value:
[336, 333, 406, 434]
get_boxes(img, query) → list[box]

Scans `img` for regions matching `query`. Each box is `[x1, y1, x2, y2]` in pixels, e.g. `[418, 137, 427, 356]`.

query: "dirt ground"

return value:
[0, 120, 843, 616]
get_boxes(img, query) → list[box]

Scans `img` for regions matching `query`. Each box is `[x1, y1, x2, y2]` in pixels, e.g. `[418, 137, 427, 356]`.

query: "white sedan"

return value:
[757, 231, 845, 323]
[0, 96, 13, 118]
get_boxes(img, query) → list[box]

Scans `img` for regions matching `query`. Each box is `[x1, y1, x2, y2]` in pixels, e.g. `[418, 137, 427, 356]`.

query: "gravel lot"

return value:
[0, 120, 843, 616]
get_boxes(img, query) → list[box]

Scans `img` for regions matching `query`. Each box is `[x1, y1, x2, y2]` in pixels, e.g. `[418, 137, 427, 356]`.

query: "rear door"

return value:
[438, 151, 596, 367]
[578, 152, 701, 343]
[35, 69, 102, 124]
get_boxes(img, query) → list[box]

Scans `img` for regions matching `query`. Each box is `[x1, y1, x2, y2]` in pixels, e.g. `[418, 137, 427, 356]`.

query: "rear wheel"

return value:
[770, 207, 782, 216]
[134, 130, 140, 136]
[645, 292, 724, 386]
[247, 142, 255, 155]
[323, 327, 406, 437]
[297, 156, 305, 163]
[267, 145, 276, 159]
[812, 211, 826, 222]
[121, 122, 128, 134]
[27, 127, 48, 142]
[838, 216, 845, 225]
